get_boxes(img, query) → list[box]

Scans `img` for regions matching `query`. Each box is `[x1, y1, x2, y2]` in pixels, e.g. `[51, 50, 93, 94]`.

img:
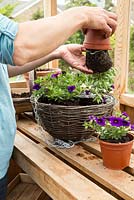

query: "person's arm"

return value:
[8, 43, 93, 77]
[13, 7, 117, 65]
[8, 50, 60, 77]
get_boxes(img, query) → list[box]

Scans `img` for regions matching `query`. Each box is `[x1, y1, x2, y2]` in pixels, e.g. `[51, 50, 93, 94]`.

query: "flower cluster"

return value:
[84, 112, 134, 140]
[32, 68, 115, 104]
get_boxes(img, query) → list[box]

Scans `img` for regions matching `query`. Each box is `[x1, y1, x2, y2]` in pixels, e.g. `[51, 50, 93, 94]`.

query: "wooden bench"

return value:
[7, 173, 51, 200]
[13, 114, 134, 200]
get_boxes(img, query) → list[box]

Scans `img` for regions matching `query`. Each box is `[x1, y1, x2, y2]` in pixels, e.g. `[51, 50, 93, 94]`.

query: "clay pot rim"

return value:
[99, 133, 134, 146]
[83, 42, 112, 50]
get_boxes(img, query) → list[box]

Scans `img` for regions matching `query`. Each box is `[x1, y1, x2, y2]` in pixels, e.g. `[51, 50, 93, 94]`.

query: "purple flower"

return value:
[102, 96, 107, 104]
[95, 117, 106, 126]
[85, 90, 90, 95]
[131, 124, 134, 131]
[122, 112, 128, 117]
[109, 116, 122, 127]
[33, 83, 41, 90]
[67, 85, 76, 93]
[111, 85, 114, 89]
[88, 115, 95, 121]
[122, 119, 130, 127]
[51, 72, 61, 78]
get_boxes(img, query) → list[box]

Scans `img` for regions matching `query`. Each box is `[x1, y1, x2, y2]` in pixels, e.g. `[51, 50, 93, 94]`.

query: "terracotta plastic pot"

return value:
[99, 133, 133, 170]
[83, 29, 112, 50]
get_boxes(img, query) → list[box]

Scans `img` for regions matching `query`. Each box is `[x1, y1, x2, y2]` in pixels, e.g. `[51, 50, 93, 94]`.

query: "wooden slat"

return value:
[10, 81, 27, 88]
[120, 94, 134, 108]
[17, 115, 134, 156]
[8, 173, 52, 200]
[114, 0, 131, 105]
[17, 116, 134, 200]
[11, 88, 29, 94]
[13, 131, 117, 200]
[43, 0, 58, 69]
[42, 144, 134, 200]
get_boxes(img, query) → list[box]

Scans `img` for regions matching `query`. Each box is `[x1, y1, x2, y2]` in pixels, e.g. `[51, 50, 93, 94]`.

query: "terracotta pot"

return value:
[83, 29, 112, 50]
[99, 133, 133, 170]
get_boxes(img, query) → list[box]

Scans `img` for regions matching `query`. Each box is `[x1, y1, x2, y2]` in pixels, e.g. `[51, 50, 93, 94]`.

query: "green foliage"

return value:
[65, 0, 95, 8]
[32, 68, 115, 104]
[31, 9, 44, 20]
[105, 0, 114, 11]
[0, 4, 17, 17]
[84, 112, 133, 140]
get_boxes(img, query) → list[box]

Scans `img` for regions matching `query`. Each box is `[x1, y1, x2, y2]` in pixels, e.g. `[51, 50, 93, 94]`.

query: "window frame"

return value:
[114, 0, 134, 107]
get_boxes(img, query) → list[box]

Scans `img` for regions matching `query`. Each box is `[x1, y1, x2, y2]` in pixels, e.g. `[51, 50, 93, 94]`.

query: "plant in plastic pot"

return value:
[31, 68, 116, 142]
[84, 112, 134, 170]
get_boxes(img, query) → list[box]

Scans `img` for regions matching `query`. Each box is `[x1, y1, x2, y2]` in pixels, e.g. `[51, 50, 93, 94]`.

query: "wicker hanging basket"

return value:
[31, 95, 115, 141]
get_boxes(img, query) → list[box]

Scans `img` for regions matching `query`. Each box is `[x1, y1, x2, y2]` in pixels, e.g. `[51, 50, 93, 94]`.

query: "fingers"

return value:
[103, 24, 112, 38]
[106, 10, 117, 21]
[71, 61, 93, 74]
[107, 18, 117, 35]
[100, 17, 117, 38]
[103, 10, 117, 36]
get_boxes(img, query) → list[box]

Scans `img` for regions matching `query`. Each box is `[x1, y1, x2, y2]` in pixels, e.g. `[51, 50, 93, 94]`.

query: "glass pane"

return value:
[128, 0, 134, 94]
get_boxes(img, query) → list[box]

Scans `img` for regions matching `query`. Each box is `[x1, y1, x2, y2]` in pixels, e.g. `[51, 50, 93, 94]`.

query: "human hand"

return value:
[73, 6, 117, 38]
[56, 44, 93, 74]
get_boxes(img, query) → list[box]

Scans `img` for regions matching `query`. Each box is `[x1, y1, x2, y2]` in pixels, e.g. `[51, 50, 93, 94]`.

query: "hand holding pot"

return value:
[81, 7, 117, 38]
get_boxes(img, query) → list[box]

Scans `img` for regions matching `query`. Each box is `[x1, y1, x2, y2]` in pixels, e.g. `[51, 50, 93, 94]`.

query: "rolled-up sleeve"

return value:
[0, 14, 18, 65]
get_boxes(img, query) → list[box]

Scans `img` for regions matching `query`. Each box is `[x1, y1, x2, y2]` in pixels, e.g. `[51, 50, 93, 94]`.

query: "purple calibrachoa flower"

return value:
[111, 85, 114, 89]
[122, 119, 130, 127]
[109, 116, 122, 127]
[122, 112, 129, 117]
[131, 124, 134, 131]
[51, 72, 61, 78]
[85, 90, 90, 95]
[102, 96, 107, 104]
[33, 83, 41, 90]
[88, 115, 95, 121]
[95, 117, 106, 126]
[67, 85, 76, 93]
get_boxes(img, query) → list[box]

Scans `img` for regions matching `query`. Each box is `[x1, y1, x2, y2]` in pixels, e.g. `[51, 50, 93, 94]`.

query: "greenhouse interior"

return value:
[0, 0, 134, 200]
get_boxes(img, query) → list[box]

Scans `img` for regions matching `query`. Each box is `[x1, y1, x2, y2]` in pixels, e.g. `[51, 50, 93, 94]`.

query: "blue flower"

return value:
[33, 83, 41, 90]
[67, 85, 76, 93]
[109, 116, 122, 127]
[95, 117, 105, 126]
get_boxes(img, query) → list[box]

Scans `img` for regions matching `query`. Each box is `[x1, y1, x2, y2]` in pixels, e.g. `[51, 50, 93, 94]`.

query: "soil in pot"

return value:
[11, 92, 30, 98]
[101, 134, 132, 143]
[38, 95, 106, 106]
[86, 49, 113, 73]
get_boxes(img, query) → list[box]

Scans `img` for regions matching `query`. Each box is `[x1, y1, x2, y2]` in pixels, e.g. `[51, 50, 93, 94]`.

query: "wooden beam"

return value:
[43, 0, 58, 69]
[114, 0, 131, 101]
[43, 0, 57, 17]
[120, 94, 134, 108]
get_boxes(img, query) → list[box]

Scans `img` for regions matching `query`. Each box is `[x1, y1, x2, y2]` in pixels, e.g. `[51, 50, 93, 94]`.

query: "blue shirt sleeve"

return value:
[0, 14, 18, 65]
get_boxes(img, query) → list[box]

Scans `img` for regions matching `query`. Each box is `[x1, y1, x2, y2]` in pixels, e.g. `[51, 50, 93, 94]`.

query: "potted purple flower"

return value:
[31, 69, 116, 142]
[84, 112, 134, 169]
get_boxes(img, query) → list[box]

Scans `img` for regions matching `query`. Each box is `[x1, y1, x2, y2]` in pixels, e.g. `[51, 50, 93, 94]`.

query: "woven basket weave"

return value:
[32, 95, 115, 141]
